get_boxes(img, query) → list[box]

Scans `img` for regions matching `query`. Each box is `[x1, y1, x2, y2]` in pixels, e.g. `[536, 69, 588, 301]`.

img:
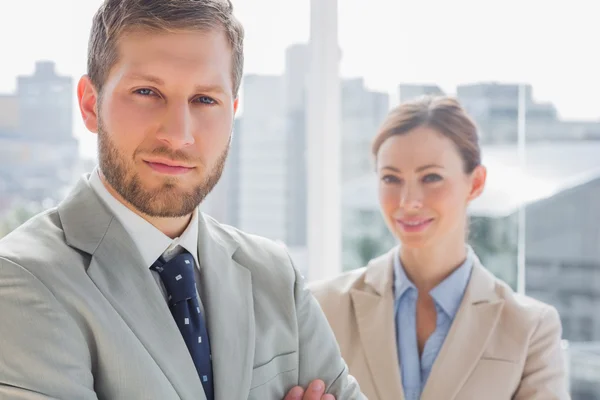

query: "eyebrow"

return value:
[125, 73, 164, 85]
[381, 164, 444, 173]
[124, 73, 227, 95]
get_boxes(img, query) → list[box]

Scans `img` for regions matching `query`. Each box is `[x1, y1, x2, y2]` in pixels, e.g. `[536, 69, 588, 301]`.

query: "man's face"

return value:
[79, 28, 238, 217]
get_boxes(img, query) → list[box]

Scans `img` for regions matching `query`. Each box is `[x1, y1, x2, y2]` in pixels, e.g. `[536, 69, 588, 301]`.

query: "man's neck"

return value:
[98, 171, 192, 239]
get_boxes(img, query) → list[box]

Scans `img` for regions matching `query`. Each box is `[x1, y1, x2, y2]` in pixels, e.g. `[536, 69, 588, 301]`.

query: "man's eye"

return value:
[134, 88, 156, 96]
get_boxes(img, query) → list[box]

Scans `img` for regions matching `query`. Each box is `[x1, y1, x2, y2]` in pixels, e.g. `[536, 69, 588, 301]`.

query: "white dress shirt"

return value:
[87, 166, 203, 302]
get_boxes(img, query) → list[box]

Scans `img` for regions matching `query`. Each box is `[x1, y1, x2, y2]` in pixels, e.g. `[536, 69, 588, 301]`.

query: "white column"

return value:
[306, 0, 342, 281]
[517, 83, 527, 294]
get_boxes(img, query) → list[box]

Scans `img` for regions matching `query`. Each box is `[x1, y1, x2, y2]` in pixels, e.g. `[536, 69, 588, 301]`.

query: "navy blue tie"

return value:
[151, 252, 214, 400]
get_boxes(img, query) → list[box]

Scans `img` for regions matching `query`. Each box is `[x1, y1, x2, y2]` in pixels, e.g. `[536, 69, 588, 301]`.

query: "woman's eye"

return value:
[423, 174, 442, 183]
[382, 175, 400, 184]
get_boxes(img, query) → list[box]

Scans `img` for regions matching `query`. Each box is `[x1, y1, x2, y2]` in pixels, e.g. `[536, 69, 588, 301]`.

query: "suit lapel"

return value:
[196, 214, 255, 400]
[350, 250, 404, 400]
[58, 176, 206, 400]
[87, 223, 207, 400]
[421, 260, 504, 400]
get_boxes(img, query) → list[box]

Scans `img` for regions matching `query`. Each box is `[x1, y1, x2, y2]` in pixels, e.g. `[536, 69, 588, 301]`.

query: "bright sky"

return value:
[1, 0, 599, 158]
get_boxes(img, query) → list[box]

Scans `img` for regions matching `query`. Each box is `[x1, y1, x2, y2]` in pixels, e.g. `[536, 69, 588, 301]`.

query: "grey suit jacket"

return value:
[0, 175, 364, 400]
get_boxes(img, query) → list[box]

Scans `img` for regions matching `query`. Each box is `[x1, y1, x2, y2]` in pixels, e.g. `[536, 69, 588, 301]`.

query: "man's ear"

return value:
[77, 75, 100, 133]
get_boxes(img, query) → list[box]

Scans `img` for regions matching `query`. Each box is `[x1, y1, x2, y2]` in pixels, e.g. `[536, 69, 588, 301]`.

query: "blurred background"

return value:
[1, 0, 599, 397]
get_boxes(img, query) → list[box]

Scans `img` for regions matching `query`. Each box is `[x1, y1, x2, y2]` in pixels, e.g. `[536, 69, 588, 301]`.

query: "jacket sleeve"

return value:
[289, 255, 366, 400]
[514, 306, 570, 400]
[0, 257, 98, 400]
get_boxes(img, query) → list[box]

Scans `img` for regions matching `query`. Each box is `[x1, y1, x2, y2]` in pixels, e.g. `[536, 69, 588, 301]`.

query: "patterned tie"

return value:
[151, 252, 214, 400]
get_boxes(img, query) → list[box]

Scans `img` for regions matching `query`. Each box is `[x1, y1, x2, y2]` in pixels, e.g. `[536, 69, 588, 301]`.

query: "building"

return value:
[398, 84, 445, 103]
[0, 61, 78, 204]
[457, 83, 548, 143]
[396, 82, 600, 144]
[341, 77, 389, 182]
[0, 95, 18, 136]
[284, 44, 309, 247]
[200, 117, 242, 227]
[17, 61, 73, 142]
[568, 342, 600, 399]
[237, 74, 287, 241]
[284, 44, 310, 113]
[278, 43, 390, 272]
[225, 118, 243, 228]
[457, 82, 600, 143]
[281, 44, 390, 247]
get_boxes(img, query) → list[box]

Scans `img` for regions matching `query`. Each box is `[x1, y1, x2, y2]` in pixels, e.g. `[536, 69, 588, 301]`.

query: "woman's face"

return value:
[377, 126, 486, 250]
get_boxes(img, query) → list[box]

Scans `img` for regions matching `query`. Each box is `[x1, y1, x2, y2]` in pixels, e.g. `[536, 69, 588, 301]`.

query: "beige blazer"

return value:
[309, 248, 570, 400]
[0, 175, 364, 400]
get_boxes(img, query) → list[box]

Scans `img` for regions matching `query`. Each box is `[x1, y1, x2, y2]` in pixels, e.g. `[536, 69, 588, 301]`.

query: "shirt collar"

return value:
[393, 249, 417, 301]
[393, 246, 474, 319]
[88, 166, 200, 269]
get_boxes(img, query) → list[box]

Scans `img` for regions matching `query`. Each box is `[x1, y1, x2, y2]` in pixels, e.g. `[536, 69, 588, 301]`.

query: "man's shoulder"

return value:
[202, 214, 296, 280]
[201, 214, 304, 317]
[0, 208, 76, 274]
[203, 214, 288, 256]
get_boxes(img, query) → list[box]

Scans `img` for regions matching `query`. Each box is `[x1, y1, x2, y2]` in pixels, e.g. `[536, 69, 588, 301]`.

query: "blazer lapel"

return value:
[350, 250, 405, 400]
[58, 176, 206, 400]
[196, 214, 255, 400]
[421, 259, 505, 400]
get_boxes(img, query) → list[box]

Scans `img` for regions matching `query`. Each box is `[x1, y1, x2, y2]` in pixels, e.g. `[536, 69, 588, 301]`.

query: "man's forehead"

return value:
[109, 31, 234, 94]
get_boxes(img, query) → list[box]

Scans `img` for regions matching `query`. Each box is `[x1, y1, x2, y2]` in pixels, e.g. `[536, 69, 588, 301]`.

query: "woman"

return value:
[309, 96, 569, 400]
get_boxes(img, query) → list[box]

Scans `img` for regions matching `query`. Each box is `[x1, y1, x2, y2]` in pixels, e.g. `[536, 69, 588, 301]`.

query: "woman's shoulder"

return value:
[466, 262, 566, 397]
[476, 263, 560, 329]
[308, 265, 369, 299]
[503, 286, 561, 331]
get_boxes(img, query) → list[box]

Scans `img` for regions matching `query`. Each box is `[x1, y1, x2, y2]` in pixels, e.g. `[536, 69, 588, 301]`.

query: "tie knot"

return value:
[151, 252, 197, 305]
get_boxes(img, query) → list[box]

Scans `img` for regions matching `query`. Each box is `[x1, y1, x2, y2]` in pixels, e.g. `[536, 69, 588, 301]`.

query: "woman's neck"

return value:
[399, 241, 468, 293]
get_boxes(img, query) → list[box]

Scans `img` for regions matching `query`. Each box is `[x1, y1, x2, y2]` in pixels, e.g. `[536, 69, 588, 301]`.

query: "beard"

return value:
[97, 120, 229, 218]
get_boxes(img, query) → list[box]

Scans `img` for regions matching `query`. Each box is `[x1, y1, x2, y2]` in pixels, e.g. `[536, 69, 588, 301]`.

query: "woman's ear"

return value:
[467, 165, 487, 202]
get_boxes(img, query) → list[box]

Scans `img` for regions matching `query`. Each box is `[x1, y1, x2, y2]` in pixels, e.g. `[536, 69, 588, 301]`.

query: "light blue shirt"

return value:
[394, 248, 474, 400]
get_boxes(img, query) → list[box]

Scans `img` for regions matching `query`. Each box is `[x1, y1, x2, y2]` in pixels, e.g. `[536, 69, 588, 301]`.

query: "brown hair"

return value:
[372, 96, 481, 173]
[87, 0, 245, 97]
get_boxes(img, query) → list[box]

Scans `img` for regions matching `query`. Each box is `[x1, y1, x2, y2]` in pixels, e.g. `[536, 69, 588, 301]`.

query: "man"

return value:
[0, 1, 364, 399]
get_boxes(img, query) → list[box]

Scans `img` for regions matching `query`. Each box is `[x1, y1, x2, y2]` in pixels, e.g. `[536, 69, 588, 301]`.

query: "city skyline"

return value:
[2, 58, 599, 159]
